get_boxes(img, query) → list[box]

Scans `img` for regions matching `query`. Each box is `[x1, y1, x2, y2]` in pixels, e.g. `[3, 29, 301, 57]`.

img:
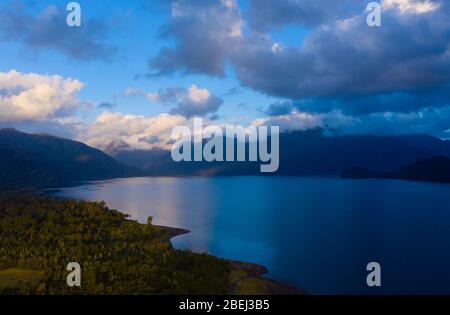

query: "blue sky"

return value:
[0, 0, 277, 124]
[0, 0, 449, 150]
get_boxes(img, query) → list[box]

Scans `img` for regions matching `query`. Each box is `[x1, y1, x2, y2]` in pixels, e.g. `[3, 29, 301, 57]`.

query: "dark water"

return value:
[54, 176, 450, 294]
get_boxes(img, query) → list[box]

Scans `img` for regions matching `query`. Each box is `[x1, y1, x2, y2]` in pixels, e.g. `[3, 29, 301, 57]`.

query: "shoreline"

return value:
[157, 225, 304, 295]
[3, 191, 304, 295]
[156, 225, 190, 246]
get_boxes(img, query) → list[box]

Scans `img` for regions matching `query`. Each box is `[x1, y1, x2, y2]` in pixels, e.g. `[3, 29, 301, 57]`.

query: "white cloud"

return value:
[253, 111, 324, 132]
[382, 0, 441, 14]
[125, 85, 224, 118]
[271, 43, 283, 53]
[76, 112, 187, 151]
[124, 88, 160, 102]
[0, 70, 84, 122]
[186, 85, 210, 103]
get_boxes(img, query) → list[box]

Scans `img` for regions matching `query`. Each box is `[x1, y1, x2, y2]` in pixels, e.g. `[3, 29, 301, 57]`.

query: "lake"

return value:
[54, 176, 450, 294]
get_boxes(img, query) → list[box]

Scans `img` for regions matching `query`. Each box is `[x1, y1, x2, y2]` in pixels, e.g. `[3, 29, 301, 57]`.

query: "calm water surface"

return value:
[54, 176, 450, 294]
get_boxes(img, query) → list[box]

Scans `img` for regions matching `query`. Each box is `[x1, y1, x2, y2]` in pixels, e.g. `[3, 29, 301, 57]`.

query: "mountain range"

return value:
[343, 156, 450, 183]
[1, 127, 450, 190]
[112, 129, 450, 177]
[0, 128, 141, 189]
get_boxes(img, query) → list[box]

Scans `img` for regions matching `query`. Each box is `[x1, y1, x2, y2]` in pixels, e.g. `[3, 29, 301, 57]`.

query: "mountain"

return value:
[395, 156, 450, 183]
[112, 129, 450, 176]
[343, 156, 450, 183]
[0, 128, 142, 189]
[103, 139, 131, 156]
[395, 134, 450, 157]
[3, 127, 448, 187]
[114, 147, 260, 176]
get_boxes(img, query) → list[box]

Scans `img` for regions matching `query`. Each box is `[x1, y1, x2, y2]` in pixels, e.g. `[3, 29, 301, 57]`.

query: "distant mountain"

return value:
[112, 129, 450, 176]
[395, 156, 450, 183]
[395, 134, 450, 157]
[0, 128, 142, 189]
[3, 127, 448, 188]
[114, 148, 260, 176]
[342, 156, 450, 183]
[103, 140, 131, 156]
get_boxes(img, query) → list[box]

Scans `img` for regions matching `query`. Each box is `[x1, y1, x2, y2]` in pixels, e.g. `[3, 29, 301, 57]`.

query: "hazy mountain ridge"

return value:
[2, 127, 450, 189]
[0, 128, 142, 189]
[343, 156, 450, 183]
[112, 129, 450, 176]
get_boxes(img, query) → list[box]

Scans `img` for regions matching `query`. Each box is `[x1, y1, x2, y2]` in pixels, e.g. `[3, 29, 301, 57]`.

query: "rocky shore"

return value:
[158, 225, 304, 295]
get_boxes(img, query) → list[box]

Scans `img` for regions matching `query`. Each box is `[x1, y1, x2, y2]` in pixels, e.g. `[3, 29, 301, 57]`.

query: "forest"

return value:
[0, 192, 233, 294]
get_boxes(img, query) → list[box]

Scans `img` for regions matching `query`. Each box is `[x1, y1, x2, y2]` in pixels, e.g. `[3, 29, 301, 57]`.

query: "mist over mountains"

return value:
[1, 127, 450, 190]
[112, 129, 450, 177]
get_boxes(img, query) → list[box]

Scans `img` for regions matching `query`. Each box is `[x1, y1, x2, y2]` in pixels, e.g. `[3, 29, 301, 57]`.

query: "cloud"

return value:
[124, 88, 145, 97]
[246, 0, 358, 31]
[150, 1, 450, 118]
[125, 84, 224, 118]
[257, 105, 450, 138]
[322, 106, 450, 138]
[169, 85, 223, 118]
[233, 9, 450, 106]
[265, 101, 294, 116]
[292, 87, 450, 115]
[97, 102, 117, 109]
[223, 86, 243, 96]
[138, 135, 161, 145]
[383, 0, 441, 14]
[149, 0, 242, 76]
[253, 111, 324, 132]
[76, 112, 187, 151]
[0, 70, 84, 122]
[209, 114, 220, 121]
[0, 1, 116, 60]
[246, 0, 441, 32]
[125, 86, 187, 103]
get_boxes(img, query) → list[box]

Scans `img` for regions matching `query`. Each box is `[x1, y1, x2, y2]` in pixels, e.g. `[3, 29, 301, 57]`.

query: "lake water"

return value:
[54, 176, 450, 294]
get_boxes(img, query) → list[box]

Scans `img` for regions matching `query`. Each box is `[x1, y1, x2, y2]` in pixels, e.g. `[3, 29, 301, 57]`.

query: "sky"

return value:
[0, 0, 449, 151]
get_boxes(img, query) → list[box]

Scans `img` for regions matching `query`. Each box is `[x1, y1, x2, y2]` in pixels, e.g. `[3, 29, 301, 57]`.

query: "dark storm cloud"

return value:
[150, 0, 450, 135]
[151, 1, 450, 111]
[265, 101, 294, 116]
[323, 106, 450, 138]
[149, 0, 241, 76]
[0, 1, 116, 60]
[209, 114, 220, 121]
[292, 85, 450, 115]
[233, 10, 450, 110]
[169, 93, 223, 118]
[246, 0, 359, 31]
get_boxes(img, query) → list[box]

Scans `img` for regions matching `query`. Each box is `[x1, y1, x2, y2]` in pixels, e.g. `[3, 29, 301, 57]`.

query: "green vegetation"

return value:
[0, 193, 232, 295]
[0, 193, 300, 295]
[0, 269, 44, 294]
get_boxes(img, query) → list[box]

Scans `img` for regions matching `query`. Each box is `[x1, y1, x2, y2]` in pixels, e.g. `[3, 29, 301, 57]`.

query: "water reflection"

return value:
[55, 176, 450, 294]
